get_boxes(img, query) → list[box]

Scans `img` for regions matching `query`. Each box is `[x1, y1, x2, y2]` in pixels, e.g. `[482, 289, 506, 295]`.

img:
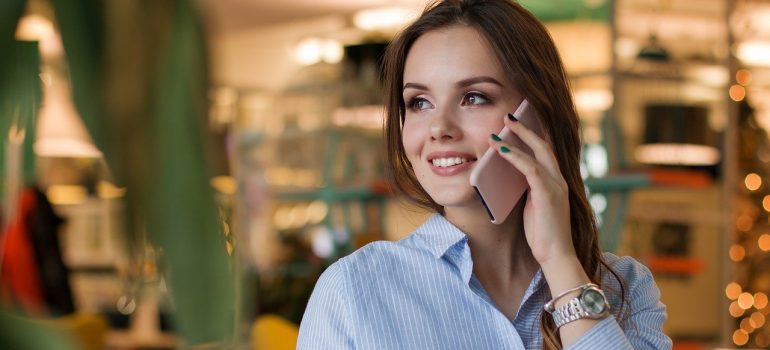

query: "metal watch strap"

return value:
[552, 297, 590, 328]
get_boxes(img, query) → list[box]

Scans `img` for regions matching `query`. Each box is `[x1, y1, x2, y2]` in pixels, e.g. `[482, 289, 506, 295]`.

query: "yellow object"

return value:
[48, 313, 108, 350]
[251, 314, 299, 350]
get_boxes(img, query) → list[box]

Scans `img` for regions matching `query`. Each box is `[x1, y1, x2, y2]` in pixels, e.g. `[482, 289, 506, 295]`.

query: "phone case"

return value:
[469, 99, 542, 224]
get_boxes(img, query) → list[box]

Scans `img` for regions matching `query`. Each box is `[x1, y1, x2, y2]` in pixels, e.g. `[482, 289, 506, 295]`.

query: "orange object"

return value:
[647, 256, 706, 275]
[46, 313, 109, 350]
[672, 340, 706, 350]
[648, 169, 712, 188]
[251, 314, 299, 350]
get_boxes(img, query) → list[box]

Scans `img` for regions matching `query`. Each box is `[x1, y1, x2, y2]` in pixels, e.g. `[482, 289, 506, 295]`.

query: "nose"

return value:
[429, 110, 461, 142]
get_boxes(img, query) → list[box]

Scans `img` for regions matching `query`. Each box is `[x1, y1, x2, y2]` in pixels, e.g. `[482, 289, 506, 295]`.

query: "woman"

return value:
[298, 1, 671, 349]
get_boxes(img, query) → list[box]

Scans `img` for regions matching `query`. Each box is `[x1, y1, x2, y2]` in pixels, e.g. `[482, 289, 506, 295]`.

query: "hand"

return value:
[487, 114, 577, 266]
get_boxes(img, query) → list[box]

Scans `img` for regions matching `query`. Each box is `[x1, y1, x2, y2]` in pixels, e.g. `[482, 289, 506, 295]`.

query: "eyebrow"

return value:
[402, 76, 503, 91]
[457, 76, 503, 88]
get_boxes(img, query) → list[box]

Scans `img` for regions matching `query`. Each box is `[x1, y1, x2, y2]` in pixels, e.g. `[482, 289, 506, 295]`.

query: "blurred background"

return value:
[1, 0, 769, 349]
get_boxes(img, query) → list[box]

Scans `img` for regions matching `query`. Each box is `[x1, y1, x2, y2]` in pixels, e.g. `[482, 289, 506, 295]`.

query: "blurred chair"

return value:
[251, 314, 298, 350]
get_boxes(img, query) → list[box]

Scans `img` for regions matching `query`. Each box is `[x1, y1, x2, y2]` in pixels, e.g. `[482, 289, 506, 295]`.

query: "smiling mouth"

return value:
[429, 157, 476, 168]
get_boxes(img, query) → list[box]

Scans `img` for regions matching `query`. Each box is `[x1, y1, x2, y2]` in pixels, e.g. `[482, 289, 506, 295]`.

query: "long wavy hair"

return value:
[381, 0, 627, 348]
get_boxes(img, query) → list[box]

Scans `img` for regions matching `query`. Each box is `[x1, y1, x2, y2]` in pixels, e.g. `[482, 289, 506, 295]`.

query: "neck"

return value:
[443, 200, 539, 285]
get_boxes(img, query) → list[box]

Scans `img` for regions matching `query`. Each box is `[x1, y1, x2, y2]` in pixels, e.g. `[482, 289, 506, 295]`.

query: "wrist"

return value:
[540, 255, 592, 302]
[539, 252, 581, 275]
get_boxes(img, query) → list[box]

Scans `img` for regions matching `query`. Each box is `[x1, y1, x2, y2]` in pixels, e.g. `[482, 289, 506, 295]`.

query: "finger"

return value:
[487, 138, 553, 193]
[504, 115, 561, 176]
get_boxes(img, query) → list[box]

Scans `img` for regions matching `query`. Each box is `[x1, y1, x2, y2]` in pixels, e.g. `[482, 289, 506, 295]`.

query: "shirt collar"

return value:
[415, 214, 548, 295]
[415, 214, 469, 259]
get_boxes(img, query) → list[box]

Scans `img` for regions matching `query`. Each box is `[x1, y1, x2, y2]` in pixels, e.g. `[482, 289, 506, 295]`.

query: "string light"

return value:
[755, 293, 769, 309]
[730, 84, 746, 101]
[757, 333, 770, 348]
[730, 65, 770, 349]
[729, 245, 746, 262]
[741, 317, 755, 333]
[739, 292, 755, 310]
[736, 69, 753, 86]
[764, 195, 770, 212]
[750, 312, 766, 328]
[737, 215, 755, 232]
[734, 329, 749, 346]
[745, 173, 762, 191]
[730, 301, 746, 318]
[727, 282, 743, 300]
[760, 234, 770, 251]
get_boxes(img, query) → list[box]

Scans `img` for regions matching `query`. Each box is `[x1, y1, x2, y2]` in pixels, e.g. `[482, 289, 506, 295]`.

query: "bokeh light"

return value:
[757, 332, 770, 348]
[760, 234, 770, 252]
[730, 301, 746, 318]
[737, 215, 755, 232]
[741, 317, 755, 333]
[730, 84, 746, 101]
[736, 69, 753, 86]
[746, 173, 762, 191]
[739, 292, 755, 309]
[733, 329, 749, 346]
[730, 245, 746, 262]
[755, 292, 769, 309]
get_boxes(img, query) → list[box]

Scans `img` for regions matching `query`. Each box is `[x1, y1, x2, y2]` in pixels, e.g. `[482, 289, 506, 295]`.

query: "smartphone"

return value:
[469, 99, 543, 224]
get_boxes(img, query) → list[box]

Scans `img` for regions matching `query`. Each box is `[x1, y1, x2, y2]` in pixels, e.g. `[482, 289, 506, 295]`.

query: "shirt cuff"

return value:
[564, 317, 633, 350]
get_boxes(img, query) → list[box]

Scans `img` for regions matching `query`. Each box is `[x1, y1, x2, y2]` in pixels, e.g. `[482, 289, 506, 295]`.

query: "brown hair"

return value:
[381, 0, 627, 348]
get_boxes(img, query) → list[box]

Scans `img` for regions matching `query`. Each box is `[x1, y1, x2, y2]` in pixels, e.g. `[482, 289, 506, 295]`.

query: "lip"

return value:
[426, 151, 477, 176]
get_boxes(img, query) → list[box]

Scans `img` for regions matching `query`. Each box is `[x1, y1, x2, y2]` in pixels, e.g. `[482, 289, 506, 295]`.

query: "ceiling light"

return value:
[294, 38, 344, 66]
[735, 41, 770, 67]
[35, 79, 102, 158]
[573, 88, 613, 111]
[684, 65, 729, 87]
[635, 143, 721, 166]
[295, 38, 323, 66]
[353, 6, 419, 31]
[15, 14, 53, 41]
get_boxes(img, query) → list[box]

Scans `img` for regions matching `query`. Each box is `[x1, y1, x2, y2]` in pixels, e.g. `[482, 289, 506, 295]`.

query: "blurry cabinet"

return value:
[619, 186, 723, 339]
[54, 198, 126, 313]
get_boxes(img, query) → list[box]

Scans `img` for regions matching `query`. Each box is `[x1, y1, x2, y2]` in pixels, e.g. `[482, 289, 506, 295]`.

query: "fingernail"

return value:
[507, 113, 518, 122]
[490, 134, 502, 142]
[500, 146, 510, 153]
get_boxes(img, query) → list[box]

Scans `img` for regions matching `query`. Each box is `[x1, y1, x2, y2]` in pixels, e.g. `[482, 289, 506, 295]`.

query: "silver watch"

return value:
[549, 285, 610, 328]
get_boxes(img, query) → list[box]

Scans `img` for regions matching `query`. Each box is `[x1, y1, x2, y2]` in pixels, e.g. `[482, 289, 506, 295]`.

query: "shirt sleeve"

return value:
[566, 258, 673, 350]
[297, 261, 355, 350]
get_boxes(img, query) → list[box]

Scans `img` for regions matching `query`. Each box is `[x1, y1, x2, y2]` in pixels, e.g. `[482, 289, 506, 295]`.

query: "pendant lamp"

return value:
[34, 77, 102, 158]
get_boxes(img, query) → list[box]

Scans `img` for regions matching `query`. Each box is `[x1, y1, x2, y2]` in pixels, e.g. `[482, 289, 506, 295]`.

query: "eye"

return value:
[406, 97, 434, 111]
[461, 92, 490, 106]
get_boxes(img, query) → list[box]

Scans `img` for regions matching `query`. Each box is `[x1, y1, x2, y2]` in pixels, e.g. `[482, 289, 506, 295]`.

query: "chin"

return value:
[428, 189, 477, 208]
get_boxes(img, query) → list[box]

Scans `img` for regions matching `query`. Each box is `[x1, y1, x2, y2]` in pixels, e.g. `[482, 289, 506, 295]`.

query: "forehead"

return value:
[403, 25, 506, 85]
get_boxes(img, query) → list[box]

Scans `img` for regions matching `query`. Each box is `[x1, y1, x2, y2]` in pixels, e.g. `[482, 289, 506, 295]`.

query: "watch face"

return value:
[582, 289, 607, 315]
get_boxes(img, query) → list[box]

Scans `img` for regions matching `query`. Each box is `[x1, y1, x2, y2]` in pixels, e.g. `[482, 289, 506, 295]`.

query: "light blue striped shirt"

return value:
[298, 214, 672, 349]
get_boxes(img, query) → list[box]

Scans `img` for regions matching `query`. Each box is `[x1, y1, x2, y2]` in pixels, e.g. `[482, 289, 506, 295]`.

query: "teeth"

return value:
[432, 157, 466, 167]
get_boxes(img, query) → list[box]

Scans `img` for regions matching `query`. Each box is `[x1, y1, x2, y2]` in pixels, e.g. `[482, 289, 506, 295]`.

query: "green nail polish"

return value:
[500, 146, 510, 153]
[491, 134, 502, 142]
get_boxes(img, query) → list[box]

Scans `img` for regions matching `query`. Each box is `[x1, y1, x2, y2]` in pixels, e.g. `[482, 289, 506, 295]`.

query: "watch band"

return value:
[543, 283, 597, 313]
[548, 285, 610, 329]
[552, 297, 591, 328]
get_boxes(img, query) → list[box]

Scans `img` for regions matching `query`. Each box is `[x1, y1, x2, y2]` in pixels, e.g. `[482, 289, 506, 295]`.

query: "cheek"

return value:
[401, 122, 424, 162]
[470, 119, 505, 150]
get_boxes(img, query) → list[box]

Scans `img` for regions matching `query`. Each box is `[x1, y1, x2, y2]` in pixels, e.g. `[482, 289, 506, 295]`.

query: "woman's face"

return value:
[402, 25, 523, 210]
